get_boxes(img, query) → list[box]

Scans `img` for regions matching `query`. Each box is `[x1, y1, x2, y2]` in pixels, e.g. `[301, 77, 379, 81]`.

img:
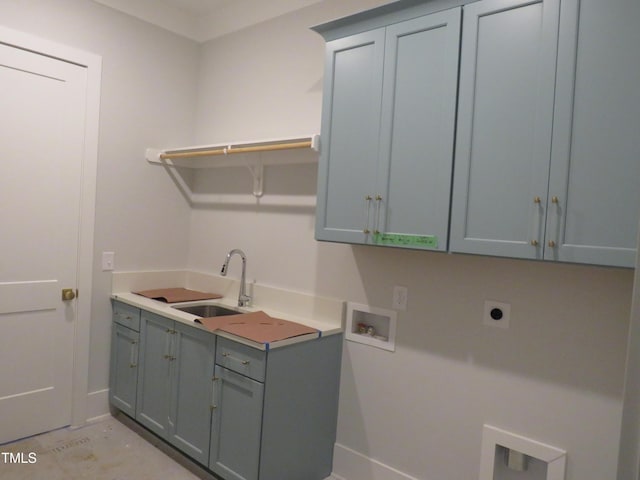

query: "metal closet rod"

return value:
[160, 139, 313, 160]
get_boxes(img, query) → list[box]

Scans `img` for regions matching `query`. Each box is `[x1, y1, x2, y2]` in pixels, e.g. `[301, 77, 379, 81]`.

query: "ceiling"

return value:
[93, 0, 327, 43]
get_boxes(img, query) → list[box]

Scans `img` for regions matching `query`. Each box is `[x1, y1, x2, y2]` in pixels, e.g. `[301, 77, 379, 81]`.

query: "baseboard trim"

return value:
[86, 388, 110, 422]
[332, 443, 420, 480]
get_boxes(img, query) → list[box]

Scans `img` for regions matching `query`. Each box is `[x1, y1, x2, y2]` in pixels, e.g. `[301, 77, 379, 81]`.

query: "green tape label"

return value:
[373, 233, 438, 249]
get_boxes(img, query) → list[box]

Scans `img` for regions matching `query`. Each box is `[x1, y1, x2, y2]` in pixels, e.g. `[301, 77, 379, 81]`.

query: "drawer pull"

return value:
[163, 354, 176, 361]
[222, 352, 250, 365]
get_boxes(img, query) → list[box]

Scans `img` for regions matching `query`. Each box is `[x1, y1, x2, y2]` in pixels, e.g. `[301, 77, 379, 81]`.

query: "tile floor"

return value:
[0, 414, 337, 480]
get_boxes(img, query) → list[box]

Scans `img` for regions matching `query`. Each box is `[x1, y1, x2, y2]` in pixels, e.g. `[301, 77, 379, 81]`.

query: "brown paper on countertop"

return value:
[133, 288, 222, 303]
[196, 310, 319, 344]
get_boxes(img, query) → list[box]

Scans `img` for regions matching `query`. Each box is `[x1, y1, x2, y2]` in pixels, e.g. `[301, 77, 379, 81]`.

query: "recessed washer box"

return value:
[345, 302, 397, 352]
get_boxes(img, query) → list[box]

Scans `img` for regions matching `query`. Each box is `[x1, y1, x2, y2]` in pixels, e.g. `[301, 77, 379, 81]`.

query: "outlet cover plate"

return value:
[392, 285, 408, 311]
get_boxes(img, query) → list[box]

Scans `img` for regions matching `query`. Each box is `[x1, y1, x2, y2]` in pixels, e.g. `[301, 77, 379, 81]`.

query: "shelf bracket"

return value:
[246, 161, 264, 198]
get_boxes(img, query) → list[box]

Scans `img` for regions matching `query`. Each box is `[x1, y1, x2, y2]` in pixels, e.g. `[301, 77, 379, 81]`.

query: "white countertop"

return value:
[111, 270, 344, 351]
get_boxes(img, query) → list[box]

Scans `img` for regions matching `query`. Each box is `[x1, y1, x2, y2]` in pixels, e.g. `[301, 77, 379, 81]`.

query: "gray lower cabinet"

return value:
[135, 310, 215, 465]
[210, 364, 264, 480]
[210, 335, 343, 480]
[110, 301, 343, 480]
[109, 301, 141, 417]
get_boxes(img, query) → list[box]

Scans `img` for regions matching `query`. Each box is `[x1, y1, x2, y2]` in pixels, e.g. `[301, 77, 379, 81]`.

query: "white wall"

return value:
[1, 0, 636, 478]
[0, 0, 199, 404]
[190, 1, 635, 479]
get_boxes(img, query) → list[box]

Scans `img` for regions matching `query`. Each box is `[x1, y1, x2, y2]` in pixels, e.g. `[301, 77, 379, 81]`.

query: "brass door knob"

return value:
[61, 288, 76, 301]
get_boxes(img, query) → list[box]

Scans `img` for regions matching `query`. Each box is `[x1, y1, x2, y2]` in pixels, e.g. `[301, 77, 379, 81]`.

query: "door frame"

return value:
[0, 26, 101, 428]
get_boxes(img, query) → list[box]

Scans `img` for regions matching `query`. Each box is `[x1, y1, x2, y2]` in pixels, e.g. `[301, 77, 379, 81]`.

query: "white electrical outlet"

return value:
[102, 251, 115, 271]
[483, 300, 510, 328]
[392, 285, 408, 311]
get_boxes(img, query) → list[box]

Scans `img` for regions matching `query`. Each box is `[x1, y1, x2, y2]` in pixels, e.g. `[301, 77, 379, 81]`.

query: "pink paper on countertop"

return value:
[196, 310, 319, 344]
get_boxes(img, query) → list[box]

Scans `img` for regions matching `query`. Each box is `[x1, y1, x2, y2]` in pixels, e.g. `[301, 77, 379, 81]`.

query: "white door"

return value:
[0, 42, 87, 443]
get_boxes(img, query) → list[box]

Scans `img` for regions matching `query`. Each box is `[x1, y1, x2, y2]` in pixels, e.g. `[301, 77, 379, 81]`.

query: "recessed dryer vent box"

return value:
[479, 425, 566, 480]
[346, 302, 397, 352]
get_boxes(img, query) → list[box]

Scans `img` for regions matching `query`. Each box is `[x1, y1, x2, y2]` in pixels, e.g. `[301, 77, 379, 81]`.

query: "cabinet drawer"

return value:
[113, 301, 141, 331]
[216, 336, 266, 382]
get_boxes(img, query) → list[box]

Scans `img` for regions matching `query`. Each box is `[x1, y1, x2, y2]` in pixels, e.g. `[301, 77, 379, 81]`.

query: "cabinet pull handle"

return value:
[363, 195, 372, 234]
[164, 327, 176, 361]
[531, 195, 542, 248]
[130, 340, 138, 368]
[211, 376, 219, 412]
[222, 352, 250, 365]
[549, 196, 560, 250]
[374, 195, 383, 235]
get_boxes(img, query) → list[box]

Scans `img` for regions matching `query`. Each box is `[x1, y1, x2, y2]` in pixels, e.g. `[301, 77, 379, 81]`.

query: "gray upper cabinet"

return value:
[451, 0, 639, 267]
[315, 0, 639, 266]
[315, 8, 461, 251]
[450, 0, 561, 259]
[315, 28, 385, 245]
[545, 0, 640, 267]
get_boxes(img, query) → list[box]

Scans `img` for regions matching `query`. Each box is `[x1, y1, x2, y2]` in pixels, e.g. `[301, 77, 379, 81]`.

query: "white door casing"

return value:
[0, 27, 100, 441]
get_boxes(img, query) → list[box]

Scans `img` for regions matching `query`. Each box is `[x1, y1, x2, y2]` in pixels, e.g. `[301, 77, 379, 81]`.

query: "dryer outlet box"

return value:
[483, 300, 510, 328]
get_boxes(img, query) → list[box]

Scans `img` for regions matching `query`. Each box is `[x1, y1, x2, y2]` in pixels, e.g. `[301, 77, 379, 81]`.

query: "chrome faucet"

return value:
[220, 249, 251, 307]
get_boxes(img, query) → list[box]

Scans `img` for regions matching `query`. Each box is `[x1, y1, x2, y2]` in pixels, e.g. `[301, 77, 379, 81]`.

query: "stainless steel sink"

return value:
[172, 304, 240, 318]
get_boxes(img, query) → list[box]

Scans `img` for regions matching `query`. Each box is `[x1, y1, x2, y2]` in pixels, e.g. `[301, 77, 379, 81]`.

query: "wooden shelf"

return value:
[146, 135, 319, 168]
[145, 135, 320, 198]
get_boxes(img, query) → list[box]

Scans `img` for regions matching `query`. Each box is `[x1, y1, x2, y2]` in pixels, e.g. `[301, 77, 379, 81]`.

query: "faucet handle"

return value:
[238, 294, 252, 307]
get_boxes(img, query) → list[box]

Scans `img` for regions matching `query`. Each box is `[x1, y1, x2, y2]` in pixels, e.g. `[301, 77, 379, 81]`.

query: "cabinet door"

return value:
[136, 311, 173, 437]
[315, 28, 385, 244]
[450, 0, 561, 258]
[109, 323, 139, 417]
[169, 322, 215, 465]
[374, 9, 461, 251]
[546, 0, 640, 267]
[209, 365, 264, 480]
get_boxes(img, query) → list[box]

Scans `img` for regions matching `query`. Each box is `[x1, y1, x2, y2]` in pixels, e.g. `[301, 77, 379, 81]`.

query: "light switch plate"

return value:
[102, 251, 115, 271]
